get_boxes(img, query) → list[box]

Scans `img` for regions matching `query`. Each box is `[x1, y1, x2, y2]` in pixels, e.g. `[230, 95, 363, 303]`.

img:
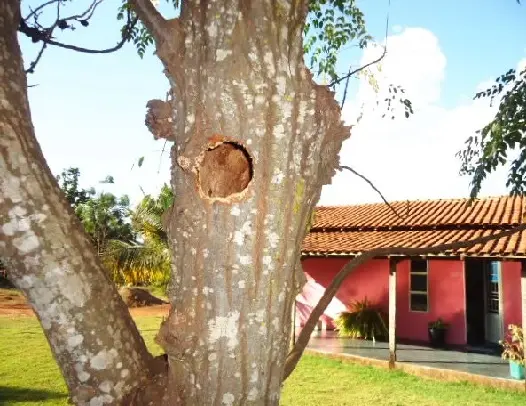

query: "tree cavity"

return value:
[198, 142, 253, 200]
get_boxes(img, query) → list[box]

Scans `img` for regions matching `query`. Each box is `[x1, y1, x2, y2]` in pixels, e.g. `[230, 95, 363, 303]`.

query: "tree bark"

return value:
[0, 2, 156, 404]
[133, 1, 349, 404]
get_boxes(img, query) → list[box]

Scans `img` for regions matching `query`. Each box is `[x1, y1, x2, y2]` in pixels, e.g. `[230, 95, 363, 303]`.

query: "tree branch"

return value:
[339, 0, 391, 107]
[128, 0, 168, 42]
[19, 2, 138, 72]
[42, 18, 138, 54]
[283, 222, 526, 379]
[26, 41, 48, 74]
[1, 4, 156, 402]
[338, 165, 408, 219]
[329, 45, 387, 87]
[25, 0, 60, 21]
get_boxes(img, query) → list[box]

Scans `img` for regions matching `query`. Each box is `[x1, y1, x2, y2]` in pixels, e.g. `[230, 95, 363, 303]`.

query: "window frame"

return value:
[409, 258, 429, 313]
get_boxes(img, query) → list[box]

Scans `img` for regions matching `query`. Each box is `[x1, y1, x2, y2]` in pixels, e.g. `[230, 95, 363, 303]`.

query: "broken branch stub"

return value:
[145, 99, 175, 141]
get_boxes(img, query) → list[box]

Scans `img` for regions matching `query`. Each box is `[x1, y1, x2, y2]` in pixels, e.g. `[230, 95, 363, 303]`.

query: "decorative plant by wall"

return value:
[500, 324, 524, 366]
[335, 297, 388, 342]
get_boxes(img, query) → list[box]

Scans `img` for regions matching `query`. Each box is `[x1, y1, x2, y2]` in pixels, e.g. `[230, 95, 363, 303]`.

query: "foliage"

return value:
[75, 193, 135, 255]
[500, 324, 524, 366]
[335, 297, 388, 341]
[118, 0, 413, 119]
[428, 318, 449, 330]
[102, 184, 173, 288]
[3, 317, 526, 405]
[304, 0, 370, 84]
[56, 168, 173, 287]
[458, 64, 526, 199]
[56, 167, 95, 209]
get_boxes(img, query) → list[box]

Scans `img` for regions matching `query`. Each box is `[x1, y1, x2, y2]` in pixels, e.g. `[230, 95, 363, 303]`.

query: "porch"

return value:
[304, 331, 525, 391]
[305, 331, 508, 378]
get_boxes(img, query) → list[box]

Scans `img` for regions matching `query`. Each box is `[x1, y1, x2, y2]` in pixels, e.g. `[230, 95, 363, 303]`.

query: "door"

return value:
[484, 261, 503, 344]
[465, 259, 485, 345]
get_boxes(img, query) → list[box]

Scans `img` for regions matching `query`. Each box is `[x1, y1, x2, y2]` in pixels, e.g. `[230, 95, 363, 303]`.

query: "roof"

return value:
[302, 196, 526, 258]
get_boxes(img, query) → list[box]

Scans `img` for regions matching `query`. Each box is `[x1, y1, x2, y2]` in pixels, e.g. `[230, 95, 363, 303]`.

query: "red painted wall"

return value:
[298, 257, 467, 345]
[395, 259, 466, 345]
[502, 261, 523, 331]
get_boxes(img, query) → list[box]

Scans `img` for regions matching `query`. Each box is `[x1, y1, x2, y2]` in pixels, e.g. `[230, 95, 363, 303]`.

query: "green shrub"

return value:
[335, 297, 388, 341]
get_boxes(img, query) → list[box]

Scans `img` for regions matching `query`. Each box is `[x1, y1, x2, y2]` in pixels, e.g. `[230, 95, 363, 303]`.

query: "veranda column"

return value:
[389, 258, 398, 369]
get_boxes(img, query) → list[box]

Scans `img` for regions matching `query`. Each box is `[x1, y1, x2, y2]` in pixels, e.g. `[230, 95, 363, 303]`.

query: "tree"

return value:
[458, 66, 526, 198]
[76, 193, 135, 256]
[103, 185, 173, 287]
[56, 167, 96, 209]
[2, 1, 524, 405]
[457, 2, 525, 198]
[1, 3, 156, 404]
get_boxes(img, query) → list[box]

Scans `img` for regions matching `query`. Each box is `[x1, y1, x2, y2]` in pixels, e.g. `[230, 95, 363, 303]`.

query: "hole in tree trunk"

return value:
[198, 141, 253, 199]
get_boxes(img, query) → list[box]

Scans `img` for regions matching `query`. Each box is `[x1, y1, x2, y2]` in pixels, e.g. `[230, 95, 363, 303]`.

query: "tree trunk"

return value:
[135, 1, 350, 404]
[0, 2, 156, 404]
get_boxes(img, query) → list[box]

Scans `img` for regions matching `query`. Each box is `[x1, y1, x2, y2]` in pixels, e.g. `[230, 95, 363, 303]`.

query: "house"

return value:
[297, 195, 526, 348]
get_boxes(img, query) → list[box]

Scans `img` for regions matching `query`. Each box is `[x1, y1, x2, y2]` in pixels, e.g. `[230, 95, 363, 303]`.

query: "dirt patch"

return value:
[119, 287, 168, 308]
[129, 304, 170, 317]
[0, 288, 170, 318]
[0, 288, 33, 316]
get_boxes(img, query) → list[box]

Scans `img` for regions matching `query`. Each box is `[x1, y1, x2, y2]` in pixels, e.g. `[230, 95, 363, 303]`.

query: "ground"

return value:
[1, 288, 526, 405]
[0, 287, 170, 317]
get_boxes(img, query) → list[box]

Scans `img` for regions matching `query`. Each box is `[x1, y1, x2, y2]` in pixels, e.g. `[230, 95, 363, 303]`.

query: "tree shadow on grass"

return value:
[0, 386, 68, 404]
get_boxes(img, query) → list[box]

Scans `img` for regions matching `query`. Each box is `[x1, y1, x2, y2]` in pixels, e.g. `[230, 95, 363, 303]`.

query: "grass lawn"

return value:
[1, 316, 525, 405]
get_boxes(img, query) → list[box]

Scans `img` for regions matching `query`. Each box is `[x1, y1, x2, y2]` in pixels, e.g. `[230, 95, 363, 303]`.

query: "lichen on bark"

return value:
[0, 1, 156, 404]
[134, 0, 350, 404]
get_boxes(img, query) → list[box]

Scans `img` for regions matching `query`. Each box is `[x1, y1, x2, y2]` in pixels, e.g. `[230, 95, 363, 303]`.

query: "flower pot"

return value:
[509, 360, 525, 380]
[428, 327, 447, 348]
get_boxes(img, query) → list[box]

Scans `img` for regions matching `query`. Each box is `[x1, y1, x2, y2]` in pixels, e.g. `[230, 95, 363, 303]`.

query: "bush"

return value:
[500, 324, 524, 366]
[335, 297, 388, 341]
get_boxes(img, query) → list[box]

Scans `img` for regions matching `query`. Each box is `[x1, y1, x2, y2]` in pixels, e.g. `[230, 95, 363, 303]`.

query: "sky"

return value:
[19, 0, 526, 207]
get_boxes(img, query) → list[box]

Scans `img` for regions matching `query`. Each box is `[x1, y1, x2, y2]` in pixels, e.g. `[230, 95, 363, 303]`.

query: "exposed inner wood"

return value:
[198, 142, 253, 199]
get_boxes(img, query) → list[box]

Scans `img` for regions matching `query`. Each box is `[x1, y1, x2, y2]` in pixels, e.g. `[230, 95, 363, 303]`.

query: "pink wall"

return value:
[396, 259, 466, 345]
[298, 258, 390, 330]
[502, 261, 523, 330]
[298, 257, 467, 345]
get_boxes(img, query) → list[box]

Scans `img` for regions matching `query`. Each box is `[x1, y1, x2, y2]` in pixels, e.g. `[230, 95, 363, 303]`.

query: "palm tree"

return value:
[102, 185, 173, 288]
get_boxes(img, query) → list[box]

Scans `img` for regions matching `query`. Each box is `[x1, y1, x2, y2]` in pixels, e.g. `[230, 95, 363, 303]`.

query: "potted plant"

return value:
[500, 324, 524, 380]
[428, 318, 449, 347]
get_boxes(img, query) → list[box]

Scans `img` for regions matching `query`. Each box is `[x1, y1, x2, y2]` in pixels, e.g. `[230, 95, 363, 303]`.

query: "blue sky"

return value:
[19, 0, 526, 206]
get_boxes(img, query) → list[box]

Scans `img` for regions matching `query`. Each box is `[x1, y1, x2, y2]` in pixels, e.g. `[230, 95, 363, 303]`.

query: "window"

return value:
[410, 259, 428, 312]
[486, 261, 500, 314]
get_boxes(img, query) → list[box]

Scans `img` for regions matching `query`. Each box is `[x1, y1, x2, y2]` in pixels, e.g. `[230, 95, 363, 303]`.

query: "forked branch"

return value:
[19, 1, 138, 73]
[283, 222, 526, 379]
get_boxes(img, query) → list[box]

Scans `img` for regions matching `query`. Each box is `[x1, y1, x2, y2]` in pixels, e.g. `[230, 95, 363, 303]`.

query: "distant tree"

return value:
[103, 184, 173, 287]
[76, 193, 135, 256]
[56, 167, 95, 209]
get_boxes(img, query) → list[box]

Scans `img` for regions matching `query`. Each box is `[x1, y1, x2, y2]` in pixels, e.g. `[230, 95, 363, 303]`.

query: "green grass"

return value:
[1, 316, 525, 405]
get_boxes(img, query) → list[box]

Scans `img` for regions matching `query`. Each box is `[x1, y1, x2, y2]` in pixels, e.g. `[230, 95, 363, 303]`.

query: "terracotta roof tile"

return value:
[312, 196, 526, 231]
[303, 196, 526, 258]
[302, 229, 526, 257]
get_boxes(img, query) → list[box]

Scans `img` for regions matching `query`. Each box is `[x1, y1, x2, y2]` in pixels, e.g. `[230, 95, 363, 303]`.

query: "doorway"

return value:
[485, 261, 503, 344]
[465, 259, 503, 346]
